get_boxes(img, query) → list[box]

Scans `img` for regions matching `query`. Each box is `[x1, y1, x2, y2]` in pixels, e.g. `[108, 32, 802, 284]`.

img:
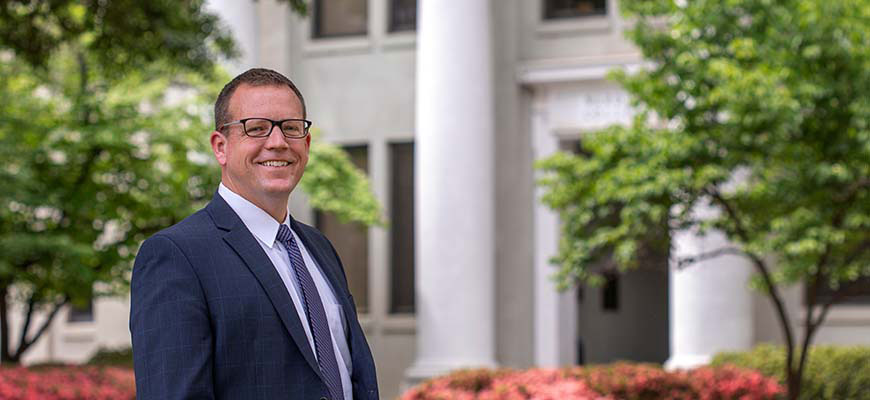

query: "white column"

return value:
[531, 90, 577, 367]
[405, 0, 497, 383]
[206, 0, 259, 72]
[666, 203, 755, 369]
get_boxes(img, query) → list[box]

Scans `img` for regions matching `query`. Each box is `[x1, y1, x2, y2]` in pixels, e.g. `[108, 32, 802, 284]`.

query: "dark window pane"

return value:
[316, 145, 370, 313]
[390, 142, 415, 314]
[314, 0, 368, 38]
[811, 276, 870, 305]
[389, 0, 416, 32]
[68, 298, 94, 323]
[544, 0, 607, 19]
[602, 272, 619, 311]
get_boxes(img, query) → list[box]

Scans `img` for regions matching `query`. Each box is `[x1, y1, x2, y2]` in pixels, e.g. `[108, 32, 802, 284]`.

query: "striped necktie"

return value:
[276, 224, 344, 400]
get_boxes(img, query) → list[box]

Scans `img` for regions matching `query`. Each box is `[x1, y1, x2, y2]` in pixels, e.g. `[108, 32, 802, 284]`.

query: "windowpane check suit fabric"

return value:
[130, 193, 378, 400]
[277, 224, 345, 400]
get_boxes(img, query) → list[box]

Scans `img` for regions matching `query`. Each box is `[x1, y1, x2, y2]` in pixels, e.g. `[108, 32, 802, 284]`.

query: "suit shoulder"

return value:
[145, 208, 215, 246]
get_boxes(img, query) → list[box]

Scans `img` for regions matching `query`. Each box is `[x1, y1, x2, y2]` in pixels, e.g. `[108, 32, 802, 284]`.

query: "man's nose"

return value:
[264, 124, 289, 148]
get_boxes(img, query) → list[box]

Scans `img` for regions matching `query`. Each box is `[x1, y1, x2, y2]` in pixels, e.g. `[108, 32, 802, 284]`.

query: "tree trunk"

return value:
[0, 284, 10, 364]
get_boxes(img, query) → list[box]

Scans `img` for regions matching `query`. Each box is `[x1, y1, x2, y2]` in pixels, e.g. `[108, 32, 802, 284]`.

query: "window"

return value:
[390, 142, 415, 314]
[811, 276, 870, 305]
[543, 0, 607, 19]
[313, 0, 368, 38]
[389, 0, 416, 32]
[602, 272, 619, 311]
[315, 145, 370, 313]
[68, 298, 94, 323]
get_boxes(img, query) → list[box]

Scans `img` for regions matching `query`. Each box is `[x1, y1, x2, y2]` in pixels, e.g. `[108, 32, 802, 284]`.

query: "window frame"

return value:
[542, 0, 608, 20]
[312, 0, 370, 39]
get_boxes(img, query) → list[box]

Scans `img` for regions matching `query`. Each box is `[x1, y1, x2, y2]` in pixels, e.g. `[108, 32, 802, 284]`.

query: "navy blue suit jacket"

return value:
[130, 194, 378, 400]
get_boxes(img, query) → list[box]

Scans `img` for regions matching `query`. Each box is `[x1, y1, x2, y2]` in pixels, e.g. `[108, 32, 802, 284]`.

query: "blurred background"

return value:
[0, 0, 868, 399]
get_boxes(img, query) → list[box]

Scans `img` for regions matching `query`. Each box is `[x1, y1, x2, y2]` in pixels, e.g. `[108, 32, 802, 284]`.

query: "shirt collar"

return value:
[218, 183, 289, 249]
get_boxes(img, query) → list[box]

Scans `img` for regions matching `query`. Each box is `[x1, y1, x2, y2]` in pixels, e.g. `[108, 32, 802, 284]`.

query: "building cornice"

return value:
[517, 53, 646, 85]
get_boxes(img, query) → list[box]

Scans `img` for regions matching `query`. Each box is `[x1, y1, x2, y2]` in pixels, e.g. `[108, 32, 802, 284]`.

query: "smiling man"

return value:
[130, 68, 378, 400]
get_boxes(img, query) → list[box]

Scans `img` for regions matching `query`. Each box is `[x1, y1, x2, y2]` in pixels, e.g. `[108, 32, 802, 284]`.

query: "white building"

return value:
[17, 1, 870, 399]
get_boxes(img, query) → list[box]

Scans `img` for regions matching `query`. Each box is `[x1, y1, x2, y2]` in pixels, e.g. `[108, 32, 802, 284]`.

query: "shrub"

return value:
[401, 368, 607, 400]
[87, 346, 134, 367]
[401, 364, 783, 400]
[0, 365, 134, 400]
[712, 344, 870, 400]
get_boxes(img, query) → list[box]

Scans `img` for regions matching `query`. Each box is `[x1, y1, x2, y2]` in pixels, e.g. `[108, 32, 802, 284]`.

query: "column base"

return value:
[664, 353, 711, 371]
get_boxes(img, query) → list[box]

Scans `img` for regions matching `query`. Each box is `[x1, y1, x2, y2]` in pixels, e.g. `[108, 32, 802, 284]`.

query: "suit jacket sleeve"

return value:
[130, 234, 215, 400]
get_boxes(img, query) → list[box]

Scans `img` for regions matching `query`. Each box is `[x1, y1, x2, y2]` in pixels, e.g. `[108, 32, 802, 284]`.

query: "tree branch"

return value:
[16, 294, 37, 356]
[0, 285, 9, 362]
[840, 239, 870, 268]
[705, 187, 797, 383]
[676, 246, 745, 269]
[14, 297, 68, 359]
[814, 281, 869, 329]
[834, 177, 870, 202]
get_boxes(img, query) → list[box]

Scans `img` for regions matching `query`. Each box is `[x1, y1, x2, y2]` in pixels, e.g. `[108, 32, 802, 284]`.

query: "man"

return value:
[130, 68, 378, 400]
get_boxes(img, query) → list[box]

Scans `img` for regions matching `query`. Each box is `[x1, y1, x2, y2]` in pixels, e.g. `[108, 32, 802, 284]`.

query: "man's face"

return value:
[210, 84, 310, 208]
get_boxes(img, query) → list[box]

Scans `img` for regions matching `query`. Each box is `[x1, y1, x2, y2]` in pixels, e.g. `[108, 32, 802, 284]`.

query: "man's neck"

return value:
[220, 182, 288, 223]
[257, 200, 288, 223]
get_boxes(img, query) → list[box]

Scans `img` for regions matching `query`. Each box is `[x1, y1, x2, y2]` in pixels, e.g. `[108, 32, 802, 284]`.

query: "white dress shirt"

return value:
[218, 183, 353, 400]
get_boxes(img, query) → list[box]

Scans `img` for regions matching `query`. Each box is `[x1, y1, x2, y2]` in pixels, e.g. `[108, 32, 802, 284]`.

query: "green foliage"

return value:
[537, 0, 870, 292]
[538, 4, 869, 395]
[0, 53, 223, 309]
[712, 344, 870, 400]
[303, 132, 384, 227]
[0, 0, 236, 77]
[0, 0, 309, 78]
[86, 346, 134, 367]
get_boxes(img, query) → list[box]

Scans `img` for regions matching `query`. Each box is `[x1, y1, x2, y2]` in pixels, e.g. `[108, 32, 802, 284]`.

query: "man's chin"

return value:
[262, 183, 296, 198]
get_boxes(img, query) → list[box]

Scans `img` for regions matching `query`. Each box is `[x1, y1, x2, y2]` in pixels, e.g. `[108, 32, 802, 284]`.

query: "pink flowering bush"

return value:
[401, 363, 784, 400]
[0, 365, 135, 400]
[402, 368, 609, 400]
[573, 362, 784, 399]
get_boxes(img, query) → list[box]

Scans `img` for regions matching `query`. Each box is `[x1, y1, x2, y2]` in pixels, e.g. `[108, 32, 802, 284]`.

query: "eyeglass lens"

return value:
[244, 118, 307, 137]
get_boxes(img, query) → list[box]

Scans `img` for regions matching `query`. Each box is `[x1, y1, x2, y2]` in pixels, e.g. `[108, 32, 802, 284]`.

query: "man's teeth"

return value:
[260, 161, 290, 167]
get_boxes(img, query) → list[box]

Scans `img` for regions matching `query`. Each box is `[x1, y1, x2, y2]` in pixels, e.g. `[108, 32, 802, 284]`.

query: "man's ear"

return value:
[210, 130, 228, 166]
[305, 134, 311, 147]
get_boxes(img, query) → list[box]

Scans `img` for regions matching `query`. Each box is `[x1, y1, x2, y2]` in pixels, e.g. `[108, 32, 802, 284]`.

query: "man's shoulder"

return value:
[146, 207, 216, 247]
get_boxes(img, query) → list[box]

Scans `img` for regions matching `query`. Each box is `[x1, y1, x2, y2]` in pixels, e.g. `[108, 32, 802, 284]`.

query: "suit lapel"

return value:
[290, 217, 357, 327]
[206, 195, 322, 379]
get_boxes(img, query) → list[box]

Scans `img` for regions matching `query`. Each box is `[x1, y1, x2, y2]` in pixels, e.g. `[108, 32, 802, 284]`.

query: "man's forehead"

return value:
[228, 84, 302, 112]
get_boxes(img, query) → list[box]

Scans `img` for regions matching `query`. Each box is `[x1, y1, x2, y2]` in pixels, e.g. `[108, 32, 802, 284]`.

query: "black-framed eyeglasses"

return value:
[220, 118, 312, 139]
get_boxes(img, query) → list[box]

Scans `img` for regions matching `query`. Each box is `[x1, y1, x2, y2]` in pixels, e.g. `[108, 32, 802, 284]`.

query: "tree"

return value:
[0, 0, 381, 364]
[536, 0, 869, 399]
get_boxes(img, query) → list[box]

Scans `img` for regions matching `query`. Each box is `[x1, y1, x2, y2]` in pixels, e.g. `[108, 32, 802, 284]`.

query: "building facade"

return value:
[14, 1, 870, 399]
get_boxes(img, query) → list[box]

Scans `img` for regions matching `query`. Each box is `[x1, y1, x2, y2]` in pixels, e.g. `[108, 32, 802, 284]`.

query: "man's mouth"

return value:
[258, 160, 291, 167]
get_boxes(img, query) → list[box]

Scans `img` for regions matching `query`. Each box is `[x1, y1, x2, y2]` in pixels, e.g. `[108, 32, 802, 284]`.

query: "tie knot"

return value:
[276, 224, 293, 244]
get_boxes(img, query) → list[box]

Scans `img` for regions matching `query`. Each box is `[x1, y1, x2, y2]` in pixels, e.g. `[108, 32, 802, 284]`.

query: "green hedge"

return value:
[87, 347, 133, 367]
[711, 344, 870, 400]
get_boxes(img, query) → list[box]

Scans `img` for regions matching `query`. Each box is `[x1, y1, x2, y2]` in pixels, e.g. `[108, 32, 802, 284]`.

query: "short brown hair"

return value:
[213, 68, 307, 130]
